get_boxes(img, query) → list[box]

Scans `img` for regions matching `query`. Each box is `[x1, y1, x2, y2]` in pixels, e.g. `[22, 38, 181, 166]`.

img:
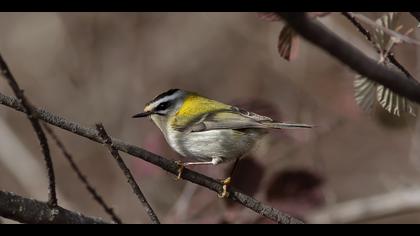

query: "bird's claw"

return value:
[218, 177, 232, 198]
[174, 160, 184, 180]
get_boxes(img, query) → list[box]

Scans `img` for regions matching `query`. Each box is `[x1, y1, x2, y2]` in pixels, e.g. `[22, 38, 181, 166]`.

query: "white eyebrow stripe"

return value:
[148, 90, 183, 108]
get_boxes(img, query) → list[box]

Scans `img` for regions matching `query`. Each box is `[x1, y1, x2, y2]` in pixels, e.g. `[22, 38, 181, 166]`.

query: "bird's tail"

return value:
[262, 122, 314, 129]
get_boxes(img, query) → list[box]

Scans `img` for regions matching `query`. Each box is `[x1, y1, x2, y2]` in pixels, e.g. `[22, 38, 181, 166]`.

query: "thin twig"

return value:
[0, 190, 109, 224]
[95, 123, 161, 224]
[387, 54, 415, 80]
[279, 13, 420, 105]
[348, 12, 420, 46]
[341, 12, 416, 80]
[0, 92, 303, 224]
[43, 124, 123, 224]
[341, 12, 372, 41]
[0, 53, 57, 206]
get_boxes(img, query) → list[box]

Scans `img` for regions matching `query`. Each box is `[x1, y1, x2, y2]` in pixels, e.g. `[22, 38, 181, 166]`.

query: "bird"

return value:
[132, 88, 313, 198]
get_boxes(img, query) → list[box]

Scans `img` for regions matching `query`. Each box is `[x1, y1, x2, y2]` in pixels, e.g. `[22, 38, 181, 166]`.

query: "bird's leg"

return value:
[174, 160, 215, 180]
[175, 157, 238, 199]
[174, 160, 185, 180]
[218, 177, 232, 198]
[218, 158, 240, 198]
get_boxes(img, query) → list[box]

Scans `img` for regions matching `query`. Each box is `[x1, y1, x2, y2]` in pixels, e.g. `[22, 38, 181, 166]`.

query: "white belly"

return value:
[165, 128, 266, 163]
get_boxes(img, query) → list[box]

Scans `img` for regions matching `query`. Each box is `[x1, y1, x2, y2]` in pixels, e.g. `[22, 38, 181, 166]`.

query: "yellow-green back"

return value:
[171, 93, 231, 128]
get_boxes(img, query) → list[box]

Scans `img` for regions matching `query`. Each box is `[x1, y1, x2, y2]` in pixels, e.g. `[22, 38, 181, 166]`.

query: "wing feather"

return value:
[173, 106, 312, 133]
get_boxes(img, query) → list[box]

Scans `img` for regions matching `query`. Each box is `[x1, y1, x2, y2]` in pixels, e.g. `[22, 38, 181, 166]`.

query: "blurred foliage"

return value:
[353, 12, 416, 117]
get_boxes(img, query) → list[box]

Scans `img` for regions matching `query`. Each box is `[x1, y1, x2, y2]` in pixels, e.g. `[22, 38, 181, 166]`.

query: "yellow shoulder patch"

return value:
[176, 94, 230, 117]
[173, 94, 231, 128]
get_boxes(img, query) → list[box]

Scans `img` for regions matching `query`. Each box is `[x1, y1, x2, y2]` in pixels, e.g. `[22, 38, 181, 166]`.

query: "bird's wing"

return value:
[173, 106, 275, 133]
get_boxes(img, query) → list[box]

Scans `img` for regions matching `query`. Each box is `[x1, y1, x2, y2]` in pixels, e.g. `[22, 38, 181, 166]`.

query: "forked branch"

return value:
[0, 53, 57, 206]
[0, 92, 303, 224]
[96, 123, 160, 224]
[0, 190, 108, 224]
[279, 13, 420, 105]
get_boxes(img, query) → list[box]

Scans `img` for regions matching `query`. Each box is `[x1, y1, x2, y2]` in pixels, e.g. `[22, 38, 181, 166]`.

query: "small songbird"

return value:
[132, 89, 312, 197]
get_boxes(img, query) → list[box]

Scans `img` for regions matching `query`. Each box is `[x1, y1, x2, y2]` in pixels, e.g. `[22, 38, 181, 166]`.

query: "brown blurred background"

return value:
[0, 12, 419, 224]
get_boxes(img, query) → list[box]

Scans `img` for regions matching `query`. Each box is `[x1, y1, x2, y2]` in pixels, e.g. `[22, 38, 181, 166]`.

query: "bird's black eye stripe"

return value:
[156, 101, 170, 111]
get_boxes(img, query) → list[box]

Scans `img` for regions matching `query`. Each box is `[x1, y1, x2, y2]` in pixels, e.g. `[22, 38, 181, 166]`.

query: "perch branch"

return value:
[0, 53, 57, 206]
[279, 13, 420, 105]
[43, 124, 122, 224]
[95, 123, 160, 224]
[0, 190, 109, 224]
[0, 92, 303, 224]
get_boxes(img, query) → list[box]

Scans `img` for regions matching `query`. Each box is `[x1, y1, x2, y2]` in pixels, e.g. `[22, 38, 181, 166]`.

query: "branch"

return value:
[279, 13, 420, 105]
[341, 12, 415, 80]
[341, 12, 372, 41]
[349, 13, 420, 46]
[0, 92, 303, 224]
[0, 190, 109, 224]
[306, 188, 420, 224]
[95, 123, 160, 224]
[0, 53, 57, 206]
[43, 124, 123, 224]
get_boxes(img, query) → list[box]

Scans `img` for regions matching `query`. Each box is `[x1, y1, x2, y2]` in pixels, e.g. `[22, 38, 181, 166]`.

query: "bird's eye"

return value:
[156, 101, 170, 111]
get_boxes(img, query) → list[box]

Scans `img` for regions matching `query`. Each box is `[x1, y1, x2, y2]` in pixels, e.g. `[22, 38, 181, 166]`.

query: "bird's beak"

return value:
[132, 111, 154, 118]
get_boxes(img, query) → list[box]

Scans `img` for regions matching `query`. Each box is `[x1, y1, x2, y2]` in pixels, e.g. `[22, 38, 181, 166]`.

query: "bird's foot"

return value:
[174, 160, 185, 180]
[218, 177, 232, 198]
